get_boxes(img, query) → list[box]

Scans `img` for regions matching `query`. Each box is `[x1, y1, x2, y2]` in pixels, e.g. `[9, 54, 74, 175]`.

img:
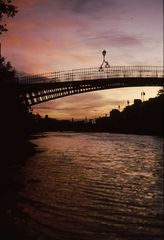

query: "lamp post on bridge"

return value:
[99, 50, 110, 72]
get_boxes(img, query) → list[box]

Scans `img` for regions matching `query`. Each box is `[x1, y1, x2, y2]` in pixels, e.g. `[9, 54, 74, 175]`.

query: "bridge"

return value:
[18, 66, 164, 106]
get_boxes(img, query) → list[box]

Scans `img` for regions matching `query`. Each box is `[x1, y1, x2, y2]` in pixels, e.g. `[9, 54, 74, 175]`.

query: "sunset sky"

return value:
[1, 0, 163, 119]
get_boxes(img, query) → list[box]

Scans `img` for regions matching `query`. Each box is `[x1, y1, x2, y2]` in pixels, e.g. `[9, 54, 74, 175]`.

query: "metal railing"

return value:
[18, 66, 164, 85]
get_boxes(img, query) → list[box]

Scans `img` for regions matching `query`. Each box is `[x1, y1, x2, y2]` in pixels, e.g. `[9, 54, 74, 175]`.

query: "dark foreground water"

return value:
[6, 133, 164, 239]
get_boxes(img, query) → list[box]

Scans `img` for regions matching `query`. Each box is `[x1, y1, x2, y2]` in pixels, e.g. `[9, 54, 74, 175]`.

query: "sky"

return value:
[1, 0, 163, 119]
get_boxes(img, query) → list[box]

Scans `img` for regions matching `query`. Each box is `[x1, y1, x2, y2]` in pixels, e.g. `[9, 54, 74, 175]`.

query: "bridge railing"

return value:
[18, 66, 164, 84]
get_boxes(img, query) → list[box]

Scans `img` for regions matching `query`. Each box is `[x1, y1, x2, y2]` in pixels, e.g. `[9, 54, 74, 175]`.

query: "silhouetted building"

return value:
[134, 99, 142, 105]
[110, 109, 120, 119]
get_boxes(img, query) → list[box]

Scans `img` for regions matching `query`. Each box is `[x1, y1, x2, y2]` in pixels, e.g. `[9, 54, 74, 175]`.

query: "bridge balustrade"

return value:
[18, 66, 164, 85]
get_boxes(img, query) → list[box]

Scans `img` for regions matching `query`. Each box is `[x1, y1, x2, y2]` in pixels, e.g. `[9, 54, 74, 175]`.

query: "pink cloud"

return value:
[1, 0, 162, 118]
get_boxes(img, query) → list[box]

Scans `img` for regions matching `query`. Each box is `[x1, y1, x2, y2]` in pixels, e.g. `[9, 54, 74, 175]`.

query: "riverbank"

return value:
[32, 95, 164, 137]
[0, 137, 38, 239]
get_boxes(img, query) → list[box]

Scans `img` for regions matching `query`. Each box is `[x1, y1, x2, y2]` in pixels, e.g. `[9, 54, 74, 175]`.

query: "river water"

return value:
[14, 132, 163, 240]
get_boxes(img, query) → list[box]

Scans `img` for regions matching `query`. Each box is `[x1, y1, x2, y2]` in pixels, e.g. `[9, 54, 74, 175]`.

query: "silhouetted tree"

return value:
[0, 55, 33, 149]
[0, 56, 17, 83]
[0, 0, 18, 34]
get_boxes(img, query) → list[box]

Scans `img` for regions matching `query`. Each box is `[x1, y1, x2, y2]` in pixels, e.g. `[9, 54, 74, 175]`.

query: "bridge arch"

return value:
[18, 66, 164, 106]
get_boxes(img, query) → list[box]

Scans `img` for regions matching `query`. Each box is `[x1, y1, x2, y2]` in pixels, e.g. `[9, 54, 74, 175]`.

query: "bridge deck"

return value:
[17, 66, 164, 106]
[19, 66, 164, 85]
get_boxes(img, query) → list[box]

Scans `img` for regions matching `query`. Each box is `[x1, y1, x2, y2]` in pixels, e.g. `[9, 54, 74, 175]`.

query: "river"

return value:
[11, 132, 164, 239]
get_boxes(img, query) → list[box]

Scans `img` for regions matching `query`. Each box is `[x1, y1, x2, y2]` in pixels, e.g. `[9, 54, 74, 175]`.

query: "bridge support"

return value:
[18, 76, 164, 107]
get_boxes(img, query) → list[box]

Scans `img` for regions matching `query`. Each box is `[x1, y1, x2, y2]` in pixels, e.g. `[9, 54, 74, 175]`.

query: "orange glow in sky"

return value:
[1, 0, 163, 119]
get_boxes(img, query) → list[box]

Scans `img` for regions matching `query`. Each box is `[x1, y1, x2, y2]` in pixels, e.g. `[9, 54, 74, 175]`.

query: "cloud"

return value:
[14, 0, 37, 9]
[32, 89, 127, 119]
[2, 0, 162, 73]
[79, 30, 141, 48]
[2, 0, 162, 119]
[72, 0, 117, 15]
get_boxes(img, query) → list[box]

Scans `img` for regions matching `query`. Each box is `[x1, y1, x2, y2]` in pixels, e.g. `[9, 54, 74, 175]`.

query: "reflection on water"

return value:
[16, 133, 163, 240]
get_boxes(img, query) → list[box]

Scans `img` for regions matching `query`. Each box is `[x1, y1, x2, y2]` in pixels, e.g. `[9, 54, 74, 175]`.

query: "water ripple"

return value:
[15, 132, 163, 240]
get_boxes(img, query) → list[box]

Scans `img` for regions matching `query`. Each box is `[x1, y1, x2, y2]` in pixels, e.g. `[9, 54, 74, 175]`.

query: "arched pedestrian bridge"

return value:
[18, 66, 164, 106]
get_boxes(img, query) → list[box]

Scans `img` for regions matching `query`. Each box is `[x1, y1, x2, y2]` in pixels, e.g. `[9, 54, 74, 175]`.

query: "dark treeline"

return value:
[33, 95, 164, 136]
[96, 96, 164, 135]
[0, 2, 37, 238]
[0, 57, 36, 162]
[0, 56, 38, 239]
